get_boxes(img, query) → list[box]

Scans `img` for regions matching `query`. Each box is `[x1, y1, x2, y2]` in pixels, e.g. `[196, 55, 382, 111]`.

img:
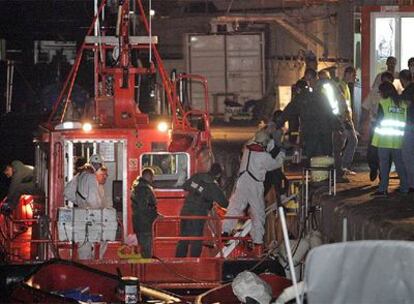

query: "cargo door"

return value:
[187, 34, 225, 113]
[226, 34, 265, 103]
[187, 33, 265, 114]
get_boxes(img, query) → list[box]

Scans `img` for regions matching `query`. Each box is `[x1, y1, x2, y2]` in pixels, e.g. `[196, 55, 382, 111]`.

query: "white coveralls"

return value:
[64, 172, 110, 208]
[222, 146, 285, 244]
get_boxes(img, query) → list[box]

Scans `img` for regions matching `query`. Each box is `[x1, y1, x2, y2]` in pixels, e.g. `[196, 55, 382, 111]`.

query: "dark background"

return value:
[0, 0, 219, 198]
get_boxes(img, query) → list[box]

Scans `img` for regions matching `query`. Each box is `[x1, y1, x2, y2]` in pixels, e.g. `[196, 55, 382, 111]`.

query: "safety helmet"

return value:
[90, 154, 103, 164]
[90, 154, 104, 171]
[89, 154, 103, 171]
[254, 129, 270, 146]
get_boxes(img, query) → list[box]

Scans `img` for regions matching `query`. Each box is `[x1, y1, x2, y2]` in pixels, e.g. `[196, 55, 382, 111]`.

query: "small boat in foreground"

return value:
[195, 273, 291, 304]
[6, 258, 183, 303]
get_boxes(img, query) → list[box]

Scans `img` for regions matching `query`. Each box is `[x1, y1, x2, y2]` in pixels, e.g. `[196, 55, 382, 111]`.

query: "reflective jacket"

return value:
[317, 80, 345, 131]
[278, 87, 337, 134]
[320, 80, 341, 116]
[372, 97, 407, 149]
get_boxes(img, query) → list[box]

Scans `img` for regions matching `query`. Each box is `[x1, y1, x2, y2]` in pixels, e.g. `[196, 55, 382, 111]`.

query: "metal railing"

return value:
[1, 211, 253, 263]
[152, 214, 251, 258]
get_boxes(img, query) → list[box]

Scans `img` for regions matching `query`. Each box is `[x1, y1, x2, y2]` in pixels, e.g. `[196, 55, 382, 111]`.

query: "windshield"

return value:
[141, 152, 189, 189]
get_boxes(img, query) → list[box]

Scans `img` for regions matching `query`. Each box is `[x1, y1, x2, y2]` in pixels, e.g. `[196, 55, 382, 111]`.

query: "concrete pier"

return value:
[319, 173, 414, 243]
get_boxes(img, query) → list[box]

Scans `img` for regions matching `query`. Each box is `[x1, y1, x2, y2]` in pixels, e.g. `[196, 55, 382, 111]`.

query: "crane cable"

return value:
[149, 0, 152, 63]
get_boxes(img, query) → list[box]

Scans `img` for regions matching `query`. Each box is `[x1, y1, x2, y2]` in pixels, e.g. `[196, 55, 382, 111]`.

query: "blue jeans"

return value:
[402, 128, 414, 189]
[378, 148, 408, 193]
[333, 125, 358, 172]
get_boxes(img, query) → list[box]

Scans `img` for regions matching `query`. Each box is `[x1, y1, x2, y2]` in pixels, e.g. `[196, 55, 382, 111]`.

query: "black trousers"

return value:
[137, 231, 152, 258]
[175, 219, 205, 257]
[367, 128, 379, 173]
[133, 212, 156, 258]
[304, 132, 333, 162]
[264, 169, 288, 197]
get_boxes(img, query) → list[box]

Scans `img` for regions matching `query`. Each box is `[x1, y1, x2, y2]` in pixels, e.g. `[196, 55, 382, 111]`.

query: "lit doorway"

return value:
[370, 13, 414, 87]
[361, 6, 414, 99]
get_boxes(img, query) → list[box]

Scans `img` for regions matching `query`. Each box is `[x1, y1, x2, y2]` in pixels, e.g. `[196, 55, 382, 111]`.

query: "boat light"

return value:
[157, 121, 169, 132]
[55, 121, 82, 130]
[82, 122, 93, 132]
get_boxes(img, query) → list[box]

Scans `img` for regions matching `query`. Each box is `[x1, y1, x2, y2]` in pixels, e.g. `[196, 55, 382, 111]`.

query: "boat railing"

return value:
[1, 213, 252, 262]
[152, 215, 251, 258]
[0, 216, 70, 263]
[1, 204, 126, 263]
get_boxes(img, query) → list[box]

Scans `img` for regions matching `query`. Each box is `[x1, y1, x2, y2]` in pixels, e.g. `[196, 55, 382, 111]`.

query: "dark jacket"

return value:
[400, 83, 414, 123]
[6, 161, 35, 208]
[278, 88, 337, 134]
[131, 177, 157, 233]
[308, 83, 341, 133]
[181, 173, 228, 216]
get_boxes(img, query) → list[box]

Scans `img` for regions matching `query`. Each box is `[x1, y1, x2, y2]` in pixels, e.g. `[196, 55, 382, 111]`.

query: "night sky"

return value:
[0, 0, 201, 197]
[0, 1, 96, 198]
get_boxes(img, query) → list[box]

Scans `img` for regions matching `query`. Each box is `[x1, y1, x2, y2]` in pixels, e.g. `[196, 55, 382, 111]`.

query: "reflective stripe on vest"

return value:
[371, 98, 407, 149]
[374, 119, 405, 136]
[322, 83, 340, 115]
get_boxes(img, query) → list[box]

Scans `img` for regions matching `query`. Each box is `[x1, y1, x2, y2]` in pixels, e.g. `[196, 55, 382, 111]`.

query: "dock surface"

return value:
[319, 172, 414, 242]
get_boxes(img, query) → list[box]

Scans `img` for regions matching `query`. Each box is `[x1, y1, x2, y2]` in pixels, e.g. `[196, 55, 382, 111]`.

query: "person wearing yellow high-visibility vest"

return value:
[371, 82, 408, 196]
[362, 72, 395, 182]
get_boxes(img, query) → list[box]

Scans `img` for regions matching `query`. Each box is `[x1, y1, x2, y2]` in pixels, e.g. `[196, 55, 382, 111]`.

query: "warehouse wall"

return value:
[150, 3, 357, 109]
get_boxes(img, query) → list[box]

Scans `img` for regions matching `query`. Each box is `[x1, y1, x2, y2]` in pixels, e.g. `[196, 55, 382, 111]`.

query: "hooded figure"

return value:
[222, 129, 285, 245]
[64, 154, 109, 208]
[3, 161, 36, 211]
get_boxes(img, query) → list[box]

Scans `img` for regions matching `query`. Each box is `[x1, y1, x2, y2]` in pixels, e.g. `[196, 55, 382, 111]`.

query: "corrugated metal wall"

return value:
[186, 33, 265, 113]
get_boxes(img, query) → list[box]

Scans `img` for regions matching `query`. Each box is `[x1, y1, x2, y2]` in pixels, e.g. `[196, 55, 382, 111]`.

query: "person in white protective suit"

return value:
[222, 129, 286, 245]
[64, 154, 110, 208]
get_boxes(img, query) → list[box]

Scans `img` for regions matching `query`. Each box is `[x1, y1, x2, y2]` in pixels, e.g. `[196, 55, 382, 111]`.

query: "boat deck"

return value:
[319, 172, 414, 242]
